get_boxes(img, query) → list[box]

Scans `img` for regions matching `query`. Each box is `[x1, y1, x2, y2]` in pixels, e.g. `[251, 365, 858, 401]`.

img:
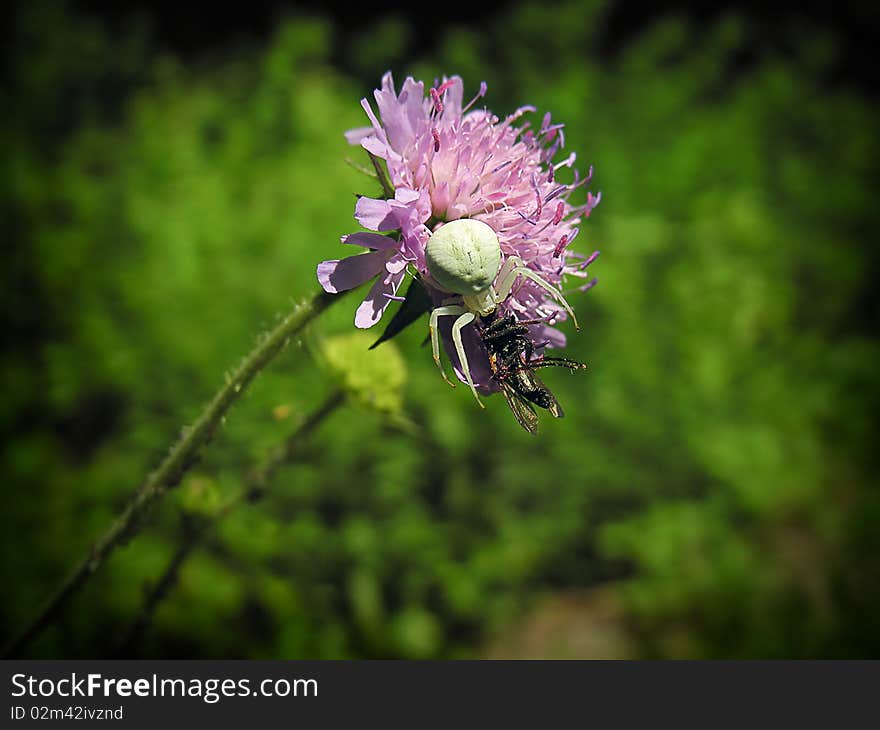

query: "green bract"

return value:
[425, 219, 502, 295]
[320, 332, 407, 415]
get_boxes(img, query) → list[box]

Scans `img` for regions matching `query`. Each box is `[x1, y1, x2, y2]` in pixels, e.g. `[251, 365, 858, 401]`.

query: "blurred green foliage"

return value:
[2, 0, 878, 658]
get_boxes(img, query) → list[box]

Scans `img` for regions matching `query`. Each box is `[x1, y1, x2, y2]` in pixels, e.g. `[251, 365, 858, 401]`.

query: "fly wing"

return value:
[534, 371, 565, 419]
[500, 382, 539, 435]
[514, 368, 565, 419]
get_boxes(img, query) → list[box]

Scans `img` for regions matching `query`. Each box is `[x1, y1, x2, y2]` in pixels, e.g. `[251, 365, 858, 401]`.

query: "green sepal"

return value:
[369, 277, 433, 350]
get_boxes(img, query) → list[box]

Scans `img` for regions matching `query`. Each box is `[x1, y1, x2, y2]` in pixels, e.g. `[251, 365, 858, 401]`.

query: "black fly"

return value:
[480, 312, 587, 435]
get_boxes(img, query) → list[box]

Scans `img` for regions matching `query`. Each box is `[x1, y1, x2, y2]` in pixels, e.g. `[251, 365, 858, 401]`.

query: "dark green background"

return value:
[2, 0, 878, 658]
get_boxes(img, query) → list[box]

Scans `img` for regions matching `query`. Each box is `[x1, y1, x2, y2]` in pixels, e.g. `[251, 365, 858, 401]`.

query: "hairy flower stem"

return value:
[2, 290, 345, 658]
[368, 152, 395, 199]
[116, 390, 345, 656]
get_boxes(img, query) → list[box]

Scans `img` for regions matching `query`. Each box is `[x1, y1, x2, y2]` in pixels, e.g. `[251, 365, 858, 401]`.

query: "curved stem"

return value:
[368, 152, 395, 199]
[116, 390, 345, 656]
[2, 289, 345, 658]
[115, 515, 203, 657]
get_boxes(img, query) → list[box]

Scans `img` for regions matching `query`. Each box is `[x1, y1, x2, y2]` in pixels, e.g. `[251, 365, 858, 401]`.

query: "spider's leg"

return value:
[451, 311, 483, 408]
[515, 266, 579, 329]
[430, 304, 468, 387]
[494, 255, 527, 302]
[493, 256, 520, 300]
[495, 256, 579, 330]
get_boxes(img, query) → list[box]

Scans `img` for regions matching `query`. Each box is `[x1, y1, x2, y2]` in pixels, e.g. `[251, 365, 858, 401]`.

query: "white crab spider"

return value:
[425, 218, 579, 408]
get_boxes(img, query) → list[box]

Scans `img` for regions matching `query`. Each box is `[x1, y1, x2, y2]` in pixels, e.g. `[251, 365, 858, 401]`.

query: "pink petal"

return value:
[385, 257, 409, 274]
[361, 135, 393, 160]
[344, 126, 374, 145]
[355, 197, 397, 231]
[439, 77, 463, 120]
[394, 186, 420, 204]
[317, 251, 387, 294]
[400, 77, 427, 134]
[432, 181, 451, 215]
[388, 187, 432, 233]
[380, 71, 395, 95]
[354, 269, 405, 328]
[343, 232, 397, 250]
[359, 97, 382, 133]
[374, 75, 414, 153]
[534, 323, 567, 349]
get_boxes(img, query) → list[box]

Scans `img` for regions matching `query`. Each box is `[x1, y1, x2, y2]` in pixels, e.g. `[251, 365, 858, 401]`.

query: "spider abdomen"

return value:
[425, 219, 501, 295]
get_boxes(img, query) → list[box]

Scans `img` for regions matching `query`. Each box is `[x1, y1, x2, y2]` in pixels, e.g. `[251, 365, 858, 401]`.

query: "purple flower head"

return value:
[318, 72, 600, 391]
